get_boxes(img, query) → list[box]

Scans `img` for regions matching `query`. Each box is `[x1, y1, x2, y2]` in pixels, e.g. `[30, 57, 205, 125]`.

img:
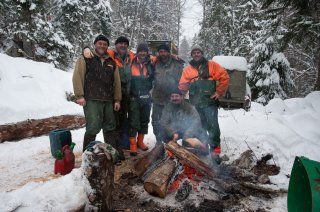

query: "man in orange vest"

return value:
[106, 36, 134, 152]
[179, 45, 230, 159]
[127, 43, 154, 156]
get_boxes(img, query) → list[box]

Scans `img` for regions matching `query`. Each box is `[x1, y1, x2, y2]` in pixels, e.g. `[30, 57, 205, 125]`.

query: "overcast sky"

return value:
[180, 0, 202, 41]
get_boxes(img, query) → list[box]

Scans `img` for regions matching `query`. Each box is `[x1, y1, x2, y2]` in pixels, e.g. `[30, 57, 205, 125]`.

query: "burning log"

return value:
[0, 115, 85, 143]
[134, 145, 164, 177]
[144, 157, 178, 198]
[83, 145, 115, 211]
[165, 141, 215, 179]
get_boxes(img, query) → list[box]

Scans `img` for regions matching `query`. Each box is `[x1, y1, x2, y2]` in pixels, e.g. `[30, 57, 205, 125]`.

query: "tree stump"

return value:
[83, 148, 114, 211]
[134, 144, 164, 177]
[144, 158, 178, 198]
[0, 115, 85, 143]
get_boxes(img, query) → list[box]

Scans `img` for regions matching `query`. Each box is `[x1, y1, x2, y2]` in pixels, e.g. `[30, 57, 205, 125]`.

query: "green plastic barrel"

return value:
[288, 156, 320, 212]
[49, 129, 72, 158]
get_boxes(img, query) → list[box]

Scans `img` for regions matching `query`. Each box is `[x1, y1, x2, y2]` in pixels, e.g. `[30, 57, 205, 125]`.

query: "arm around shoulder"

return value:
[72, 56, 86, 99]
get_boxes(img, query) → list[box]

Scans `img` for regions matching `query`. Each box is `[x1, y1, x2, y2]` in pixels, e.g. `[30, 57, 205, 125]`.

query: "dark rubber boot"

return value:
[104, 132, 125, 162]
[83, 133, 96, 152]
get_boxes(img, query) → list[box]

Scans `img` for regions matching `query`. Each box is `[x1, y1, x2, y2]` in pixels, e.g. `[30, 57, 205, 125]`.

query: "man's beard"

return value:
[95, 48, 106, 56]
[159, 55, 169, 62]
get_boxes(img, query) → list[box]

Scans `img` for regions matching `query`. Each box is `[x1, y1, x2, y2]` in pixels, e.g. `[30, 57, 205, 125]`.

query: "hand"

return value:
[172, 133, 179, 142]
[171, 54, 182, 61]
[114, 102, 120, 111]
[210, 92, 220, 100]
[76, 97, 86, 106]
[83, 48, 94, 58]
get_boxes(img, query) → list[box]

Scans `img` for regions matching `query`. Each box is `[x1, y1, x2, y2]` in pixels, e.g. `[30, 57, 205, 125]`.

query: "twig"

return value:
[228, 109, 238, 124]
[240, 182, 288, 194]
[243, 136, 258, 161]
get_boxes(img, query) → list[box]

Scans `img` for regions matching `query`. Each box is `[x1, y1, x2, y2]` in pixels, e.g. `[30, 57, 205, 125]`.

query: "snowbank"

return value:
[0, 53, 82, 124]
[219, 91, 320, 190]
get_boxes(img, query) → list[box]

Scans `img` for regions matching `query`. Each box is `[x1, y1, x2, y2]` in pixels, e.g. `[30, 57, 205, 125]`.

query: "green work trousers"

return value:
[151, 103, 165, 144]
[128, 98, 152, 137]
[83, 100, 116, 136]
[196, 104, 221, 148]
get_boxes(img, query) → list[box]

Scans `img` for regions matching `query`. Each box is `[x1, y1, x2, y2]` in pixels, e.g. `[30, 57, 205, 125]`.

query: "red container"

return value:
[62, 145, 75, 174]
[54, 145, 75, 175]
[54, 159, 66, 175]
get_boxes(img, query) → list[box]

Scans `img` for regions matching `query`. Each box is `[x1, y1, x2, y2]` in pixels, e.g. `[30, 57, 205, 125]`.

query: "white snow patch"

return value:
[212, 56, 248, 71]
[0, 54, 319, 211]
[0, 53, 83, 124]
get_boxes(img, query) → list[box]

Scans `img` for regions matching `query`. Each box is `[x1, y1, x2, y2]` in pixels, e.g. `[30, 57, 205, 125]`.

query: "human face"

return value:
[170, 93, 183, 104]
[191, 50, 203, 61]
[95, 40, 108, 55]
[115, 42, 129, 55]
[137, 50, 148, 60]
[158, 49, 170, 61]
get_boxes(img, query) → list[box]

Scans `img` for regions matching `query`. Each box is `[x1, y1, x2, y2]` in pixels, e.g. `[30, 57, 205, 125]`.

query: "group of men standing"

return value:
[72, 34, 230, 163]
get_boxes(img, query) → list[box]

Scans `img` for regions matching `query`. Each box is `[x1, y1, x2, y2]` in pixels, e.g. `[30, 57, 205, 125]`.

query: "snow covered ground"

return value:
[0, 54, 319, 211]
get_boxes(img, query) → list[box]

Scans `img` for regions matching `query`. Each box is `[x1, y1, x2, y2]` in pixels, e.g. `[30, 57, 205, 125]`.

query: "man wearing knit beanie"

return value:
[190, 44, 203, 55]
[179, 44, 230, 162]
[127, 42, 154, 156]
[115, 36, 129, 46]
[73, 34, 122, 157]
[151, 43, 184, 145]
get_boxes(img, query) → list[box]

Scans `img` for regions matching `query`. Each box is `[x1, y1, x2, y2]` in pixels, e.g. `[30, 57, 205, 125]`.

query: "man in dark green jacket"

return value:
[152, 44, 184, 144]
[72, 34, 122, 153]
[160, 88, 207, 147]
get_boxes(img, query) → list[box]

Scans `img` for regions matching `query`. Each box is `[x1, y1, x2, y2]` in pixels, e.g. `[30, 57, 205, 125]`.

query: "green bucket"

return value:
[288, 156, 320, 212]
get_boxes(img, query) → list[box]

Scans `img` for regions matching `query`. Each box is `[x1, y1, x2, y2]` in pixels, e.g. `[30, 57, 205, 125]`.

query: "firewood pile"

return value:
[127, 141, 287, 211]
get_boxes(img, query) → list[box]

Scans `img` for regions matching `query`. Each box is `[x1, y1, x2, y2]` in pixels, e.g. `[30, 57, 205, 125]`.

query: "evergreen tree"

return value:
[248, 36, 294, 104]
[263, 0, 320, 91]
[179, 36, 191, 62]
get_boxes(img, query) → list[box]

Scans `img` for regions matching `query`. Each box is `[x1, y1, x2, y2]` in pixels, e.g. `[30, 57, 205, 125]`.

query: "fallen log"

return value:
[0, 115, 86, 143]
[83, 146, 115, 211]
[165, 141, 215, 179]
[144, 157, 178, 198]
[134, 145, 164, 177]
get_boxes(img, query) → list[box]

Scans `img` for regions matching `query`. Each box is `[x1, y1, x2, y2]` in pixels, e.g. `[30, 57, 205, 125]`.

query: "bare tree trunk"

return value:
[314, 53, 320, 90]
[0, 115, 85, 143]
[83, 150, 114, 211]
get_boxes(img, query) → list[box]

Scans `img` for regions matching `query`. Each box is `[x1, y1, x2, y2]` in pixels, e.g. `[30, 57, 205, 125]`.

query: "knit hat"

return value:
[136, 43, 149, 53]
[170, 87, 183, 95]
[190, 44, 203, 55]
[94, 34, 110, 46]
[157, 43, 170, 52]
[115, 36, 129, 46]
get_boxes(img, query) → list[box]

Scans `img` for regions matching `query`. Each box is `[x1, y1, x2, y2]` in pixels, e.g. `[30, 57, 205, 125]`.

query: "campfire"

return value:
[129, 141, 286, 211]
